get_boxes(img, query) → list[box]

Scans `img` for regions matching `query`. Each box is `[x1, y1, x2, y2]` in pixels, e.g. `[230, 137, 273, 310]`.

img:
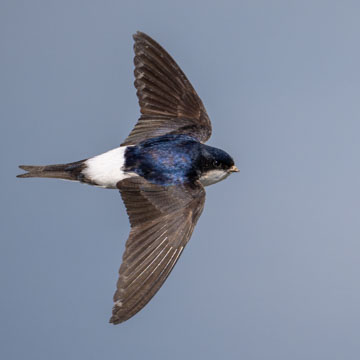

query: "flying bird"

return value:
[17, 32, 239, 324]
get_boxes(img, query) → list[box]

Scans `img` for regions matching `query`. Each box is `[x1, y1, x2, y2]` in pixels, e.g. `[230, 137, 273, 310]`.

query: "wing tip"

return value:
[109, 301, 129, 325]
[109, 314, 123, 325]
[133, 31, 147, 41]
[133, 31, 160, 48]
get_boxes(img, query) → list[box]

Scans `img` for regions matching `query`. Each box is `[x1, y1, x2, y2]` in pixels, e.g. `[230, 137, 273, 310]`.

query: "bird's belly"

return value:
[82, 146, 135, 188]
[199, 169, 230, 186]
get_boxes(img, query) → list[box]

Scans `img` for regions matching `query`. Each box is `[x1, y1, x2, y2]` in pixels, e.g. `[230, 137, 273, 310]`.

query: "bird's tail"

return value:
[17, 160, 87, 182]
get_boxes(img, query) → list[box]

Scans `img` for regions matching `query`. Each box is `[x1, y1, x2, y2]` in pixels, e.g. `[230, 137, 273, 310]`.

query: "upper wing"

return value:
[121, 31, 212, 146]
[110, 177, 205, 324]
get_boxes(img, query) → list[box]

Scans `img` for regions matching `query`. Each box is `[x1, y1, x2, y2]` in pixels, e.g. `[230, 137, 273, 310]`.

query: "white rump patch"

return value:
[83, 146, 134, 188]
[199, 169, 230, 187]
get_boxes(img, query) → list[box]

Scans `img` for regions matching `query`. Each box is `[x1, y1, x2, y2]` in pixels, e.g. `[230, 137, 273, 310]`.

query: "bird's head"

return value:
[197, 145, 239, 186]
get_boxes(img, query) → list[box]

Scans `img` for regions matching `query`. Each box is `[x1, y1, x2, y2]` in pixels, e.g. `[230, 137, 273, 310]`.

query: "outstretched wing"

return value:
[121, 31, 212, 146]
[110, 177, 205, 324]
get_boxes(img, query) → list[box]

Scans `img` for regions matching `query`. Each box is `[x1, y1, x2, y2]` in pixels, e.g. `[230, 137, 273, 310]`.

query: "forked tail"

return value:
[17, 160, 87, 181]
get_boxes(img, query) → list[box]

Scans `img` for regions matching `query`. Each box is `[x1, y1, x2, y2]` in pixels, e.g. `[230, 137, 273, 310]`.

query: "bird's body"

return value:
[20, 134, 235, 189]
[124, 135, 201, 186]
[18, 32, 239, 324]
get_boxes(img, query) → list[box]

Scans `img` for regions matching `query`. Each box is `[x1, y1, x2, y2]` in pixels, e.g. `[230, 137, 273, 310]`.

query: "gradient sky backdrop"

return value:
[2, 1, 360, 359]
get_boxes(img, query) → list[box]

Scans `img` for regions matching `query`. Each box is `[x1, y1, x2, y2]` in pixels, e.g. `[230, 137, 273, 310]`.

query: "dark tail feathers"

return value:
[17, 160, 87, 181]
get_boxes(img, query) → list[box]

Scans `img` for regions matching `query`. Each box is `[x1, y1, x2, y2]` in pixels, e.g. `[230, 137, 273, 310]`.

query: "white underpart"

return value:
[199, 169, 230, 187]
[83, 146, 135, 189]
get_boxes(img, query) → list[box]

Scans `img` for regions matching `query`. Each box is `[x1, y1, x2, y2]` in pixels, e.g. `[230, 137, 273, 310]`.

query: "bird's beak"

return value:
[229, 165, 240, 173]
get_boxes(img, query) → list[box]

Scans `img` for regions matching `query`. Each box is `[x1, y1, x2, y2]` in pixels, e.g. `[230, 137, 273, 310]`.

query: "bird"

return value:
[17, 31, 239, 324]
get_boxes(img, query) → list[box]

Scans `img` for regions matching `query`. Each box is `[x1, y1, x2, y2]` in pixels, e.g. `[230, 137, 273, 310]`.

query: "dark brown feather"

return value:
[17, 161, 87, 181]
[121, 31, 212, 146]
[110, 177, 205, 324]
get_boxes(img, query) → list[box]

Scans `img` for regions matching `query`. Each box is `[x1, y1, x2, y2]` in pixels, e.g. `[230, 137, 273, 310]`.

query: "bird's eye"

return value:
[213, 160, 220, 168]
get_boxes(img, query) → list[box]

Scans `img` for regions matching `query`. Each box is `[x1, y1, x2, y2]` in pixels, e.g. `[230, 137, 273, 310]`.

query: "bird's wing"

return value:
[121, 31, 212, 146]
[110, 177, 205, 324]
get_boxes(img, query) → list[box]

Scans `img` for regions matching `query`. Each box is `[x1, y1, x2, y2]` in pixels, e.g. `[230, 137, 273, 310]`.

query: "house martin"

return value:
[17, 32, 239, 324]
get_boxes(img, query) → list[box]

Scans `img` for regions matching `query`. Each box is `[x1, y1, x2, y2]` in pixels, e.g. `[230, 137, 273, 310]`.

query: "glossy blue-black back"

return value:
[124, 134, 202, 186]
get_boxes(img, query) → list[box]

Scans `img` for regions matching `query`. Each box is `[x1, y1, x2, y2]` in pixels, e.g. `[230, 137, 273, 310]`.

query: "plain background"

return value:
[2, 1, 360, 359]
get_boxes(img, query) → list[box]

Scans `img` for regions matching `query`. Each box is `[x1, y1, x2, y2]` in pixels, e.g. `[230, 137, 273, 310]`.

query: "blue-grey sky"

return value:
[2, 1, 360, 359]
